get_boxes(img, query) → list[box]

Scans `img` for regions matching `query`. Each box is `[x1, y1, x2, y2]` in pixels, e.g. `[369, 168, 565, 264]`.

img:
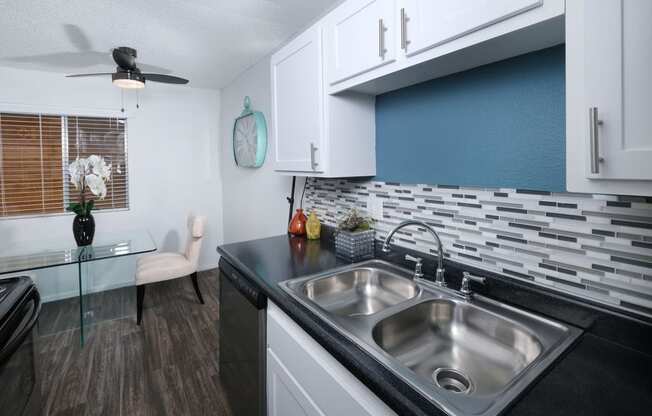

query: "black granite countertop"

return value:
[217, 233, 652, 416]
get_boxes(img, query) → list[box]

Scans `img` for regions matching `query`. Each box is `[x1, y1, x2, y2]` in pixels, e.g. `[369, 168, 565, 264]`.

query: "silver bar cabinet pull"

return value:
[310, 142, 318, 171]
[588, 107, 604, 174]
[378, 18, 385, 58]
[400, 8, 409, 50]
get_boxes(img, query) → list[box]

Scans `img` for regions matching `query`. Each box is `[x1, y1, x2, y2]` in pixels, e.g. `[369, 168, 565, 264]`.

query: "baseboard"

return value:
[199, 262, 219, 272]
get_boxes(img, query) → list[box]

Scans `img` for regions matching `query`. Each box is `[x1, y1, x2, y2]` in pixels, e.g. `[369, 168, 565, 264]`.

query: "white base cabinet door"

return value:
[566, 0, 652, 195]
[266, 302, 397, 416]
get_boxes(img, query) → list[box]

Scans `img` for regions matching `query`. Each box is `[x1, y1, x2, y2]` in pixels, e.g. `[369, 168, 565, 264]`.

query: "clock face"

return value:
[234, 114, 258, 167]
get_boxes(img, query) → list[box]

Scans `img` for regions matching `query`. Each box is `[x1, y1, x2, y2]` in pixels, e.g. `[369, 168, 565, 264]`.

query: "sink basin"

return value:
[372, 299, 542, 396]
[279, 260, 581, 416]
[302, 266, 419, 317]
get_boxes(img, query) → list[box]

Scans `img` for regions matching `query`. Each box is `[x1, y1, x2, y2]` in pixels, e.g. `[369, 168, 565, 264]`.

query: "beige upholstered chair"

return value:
[135, 216, 207, 325]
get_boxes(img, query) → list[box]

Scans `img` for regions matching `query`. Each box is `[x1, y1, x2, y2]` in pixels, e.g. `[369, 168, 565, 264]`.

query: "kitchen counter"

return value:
[217, 233, 652, 416]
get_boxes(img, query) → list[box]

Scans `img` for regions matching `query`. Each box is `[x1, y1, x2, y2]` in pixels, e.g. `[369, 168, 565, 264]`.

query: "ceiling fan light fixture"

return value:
[112, 71, 145, 89]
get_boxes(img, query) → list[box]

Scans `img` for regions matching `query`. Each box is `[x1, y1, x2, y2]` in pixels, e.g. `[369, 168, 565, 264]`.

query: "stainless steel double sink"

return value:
[279, 260, 581, 416]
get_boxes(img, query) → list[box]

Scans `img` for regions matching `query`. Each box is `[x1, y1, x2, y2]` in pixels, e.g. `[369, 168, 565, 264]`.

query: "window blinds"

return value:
[66, 116, 128, 211]
[0, 112, 128, 218]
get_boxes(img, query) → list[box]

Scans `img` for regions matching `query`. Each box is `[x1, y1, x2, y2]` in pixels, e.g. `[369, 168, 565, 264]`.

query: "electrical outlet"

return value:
[369, 194, 383, 220]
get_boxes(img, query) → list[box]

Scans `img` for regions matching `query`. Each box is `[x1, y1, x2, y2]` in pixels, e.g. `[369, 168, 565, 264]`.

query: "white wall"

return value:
[0, 66, 223, 302]
[220, 56, 306, 244]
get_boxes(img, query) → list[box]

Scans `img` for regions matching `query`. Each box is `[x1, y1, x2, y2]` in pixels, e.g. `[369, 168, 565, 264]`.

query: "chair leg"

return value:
[137, 285, 146, 325]
[190, 272, 205, 304]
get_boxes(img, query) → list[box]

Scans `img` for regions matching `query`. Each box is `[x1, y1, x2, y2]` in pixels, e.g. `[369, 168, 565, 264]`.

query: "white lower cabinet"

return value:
[266, 301, 396, 416]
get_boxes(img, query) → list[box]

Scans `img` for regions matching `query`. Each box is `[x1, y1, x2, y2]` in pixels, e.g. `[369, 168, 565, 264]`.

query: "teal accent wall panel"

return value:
[375, 45, 566, 191]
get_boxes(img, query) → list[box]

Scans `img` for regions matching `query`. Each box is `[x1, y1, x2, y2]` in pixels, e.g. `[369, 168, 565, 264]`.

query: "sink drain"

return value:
[433, 368, 472, 394]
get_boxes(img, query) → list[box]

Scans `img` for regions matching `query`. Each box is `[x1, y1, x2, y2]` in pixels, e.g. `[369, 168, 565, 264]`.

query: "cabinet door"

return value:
[582, 0, 652, 180]
[266, 302, 396, 416]
[401, 0, 543, 57]
[326, 0, 396, 84]
[271, 26, 324, 172]
[267, 349, 322, 416]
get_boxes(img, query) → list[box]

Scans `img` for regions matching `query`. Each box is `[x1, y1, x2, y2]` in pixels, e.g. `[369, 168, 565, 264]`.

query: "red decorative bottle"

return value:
[288, 208, 307, 236]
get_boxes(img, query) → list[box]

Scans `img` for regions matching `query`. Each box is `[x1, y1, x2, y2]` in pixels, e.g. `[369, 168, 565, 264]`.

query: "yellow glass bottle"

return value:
[306, 210, 321, 240]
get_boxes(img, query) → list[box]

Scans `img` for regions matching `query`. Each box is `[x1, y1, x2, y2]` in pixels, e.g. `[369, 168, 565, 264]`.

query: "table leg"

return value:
[77, 256, 85, 347]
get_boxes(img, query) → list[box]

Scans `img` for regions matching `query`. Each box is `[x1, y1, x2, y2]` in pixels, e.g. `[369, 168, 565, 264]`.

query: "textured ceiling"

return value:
[0, 0, 339, 89]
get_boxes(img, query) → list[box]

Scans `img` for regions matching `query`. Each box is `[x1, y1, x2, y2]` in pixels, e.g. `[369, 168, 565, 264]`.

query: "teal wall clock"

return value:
[233, 96, 267, 168]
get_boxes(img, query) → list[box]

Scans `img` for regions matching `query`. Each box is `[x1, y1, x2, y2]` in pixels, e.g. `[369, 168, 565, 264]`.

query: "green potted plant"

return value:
[335, 208, 375, 261]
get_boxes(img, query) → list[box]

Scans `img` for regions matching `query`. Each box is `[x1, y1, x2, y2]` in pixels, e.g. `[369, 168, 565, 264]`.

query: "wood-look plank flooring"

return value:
[33, 270, 233, 416]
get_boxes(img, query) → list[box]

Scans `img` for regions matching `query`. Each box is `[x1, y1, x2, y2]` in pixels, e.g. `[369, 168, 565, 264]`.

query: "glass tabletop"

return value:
[0, 230, 157, 275]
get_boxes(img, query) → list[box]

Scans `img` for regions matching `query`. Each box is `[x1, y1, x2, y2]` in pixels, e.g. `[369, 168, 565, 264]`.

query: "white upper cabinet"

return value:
[401, 0, 543, 57]
[326, 0, 563, 94]
[567, 0, 652, 196]
[326, 0, 397, 85]
[271, 26, 324, 172]
[271, 0, 565, 177]
[271, 22, 376, 177]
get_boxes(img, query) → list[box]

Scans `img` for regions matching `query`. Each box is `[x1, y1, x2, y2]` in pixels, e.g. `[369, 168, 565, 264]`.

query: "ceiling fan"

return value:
[66, 46, 189, 89]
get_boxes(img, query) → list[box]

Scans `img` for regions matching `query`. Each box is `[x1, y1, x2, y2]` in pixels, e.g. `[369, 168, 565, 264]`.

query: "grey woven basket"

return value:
[334, 229, 375, 261]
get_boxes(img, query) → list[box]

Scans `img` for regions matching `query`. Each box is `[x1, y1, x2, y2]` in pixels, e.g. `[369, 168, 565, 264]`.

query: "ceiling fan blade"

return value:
[142, 73, 189, 84]
[66, 73, 113, 78]
[135, 62, 172, 74]
[63, 24, 93, 52]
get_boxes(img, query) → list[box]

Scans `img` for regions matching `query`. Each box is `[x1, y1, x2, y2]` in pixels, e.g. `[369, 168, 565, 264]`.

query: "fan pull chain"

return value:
[136, 91, 140, 109]
[120, 89, 125, 113]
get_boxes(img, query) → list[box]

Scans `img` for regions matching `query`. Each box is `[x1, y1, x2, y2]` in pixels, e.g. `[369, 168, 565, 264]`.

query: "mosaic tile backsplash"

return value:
[305, 179, 652, 318]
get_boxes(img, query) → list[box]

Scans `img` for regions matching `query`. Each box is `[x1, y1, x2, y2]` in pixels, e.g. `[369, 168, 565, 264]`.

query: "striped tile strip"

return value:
[305, 179, 652, 318]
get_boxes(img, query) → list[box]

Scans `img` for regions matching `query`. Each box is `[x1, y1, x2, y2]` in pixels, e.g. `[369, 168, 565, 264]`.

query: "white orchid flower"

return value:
[92, 158, 112, 181]
[67, 155, 112, 200]
[85, 174, 107, 199]
[68, 158, 86, 189]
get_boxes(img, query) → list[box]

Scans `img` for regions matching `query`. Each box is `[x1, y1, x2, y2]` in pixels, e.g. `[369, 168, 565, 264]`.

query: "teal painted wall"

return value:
[375, 45, 565, 191]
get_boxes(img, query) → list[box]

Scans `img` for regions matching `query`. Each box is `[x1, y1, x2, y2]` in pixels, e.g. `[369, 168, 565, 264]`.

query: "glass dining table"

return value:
[0, 230, 156, 345]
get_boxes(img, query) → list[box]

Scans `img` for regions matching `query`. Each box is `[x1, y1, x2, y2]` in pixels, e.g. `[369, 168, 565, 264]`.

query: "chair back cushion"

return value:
[191, 215, 206, 237]
[185, 216, 206, 268]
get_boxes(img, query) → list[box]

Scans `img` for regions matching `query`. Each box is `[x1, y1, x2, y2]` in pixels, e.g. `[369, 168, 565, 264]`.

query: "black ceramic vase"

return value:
[73, 213, 95, 246]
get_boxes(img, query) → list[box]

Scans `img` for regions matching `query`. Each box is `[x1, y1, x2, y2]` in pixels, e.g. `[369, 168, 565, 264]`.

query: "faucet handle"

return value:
[461, 272, 486, 299]
[462, 271, 486, 284]
[404, 254, 424, 279]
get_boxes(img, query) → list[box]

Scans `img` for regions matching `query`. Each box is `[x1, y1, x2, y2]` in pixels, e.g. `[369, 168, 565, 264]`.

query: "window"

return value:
[0, 112, 128, 218]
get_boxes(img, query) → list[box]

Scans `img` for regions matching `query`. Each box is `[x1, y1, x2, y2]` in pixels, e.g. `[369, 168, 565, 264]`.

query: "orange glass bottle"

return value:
[288, 208, 307, 236]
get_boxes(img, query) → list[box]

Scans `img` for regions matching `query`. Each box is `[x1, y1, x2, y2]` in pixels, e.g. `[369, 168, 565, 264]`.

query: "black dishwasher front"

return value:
[218, 258, 266, 416]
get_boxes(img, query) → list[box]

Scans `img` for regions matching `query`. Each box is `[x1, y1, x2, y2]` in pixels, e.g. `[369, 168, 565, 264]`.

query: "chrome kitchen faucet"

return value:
[382, 220, 447, 287]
